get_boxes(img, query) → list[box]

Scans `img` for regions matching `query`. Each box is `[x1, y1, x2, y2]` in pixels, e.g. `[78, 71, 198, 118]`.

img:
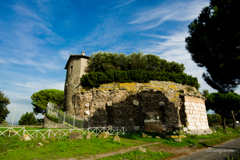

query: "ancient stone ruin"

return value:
[64, 53, 211, 134]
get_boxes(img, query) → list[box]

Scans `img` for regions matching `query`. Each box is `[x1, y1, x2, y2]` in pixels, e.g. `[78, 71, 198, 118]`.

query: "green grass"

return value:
[0, 135, 139, 160]
[99, 150, 173, 160]
[1, 127, 240, 160]
[227, 150, 240, 160]
[120, 127, 240, 148]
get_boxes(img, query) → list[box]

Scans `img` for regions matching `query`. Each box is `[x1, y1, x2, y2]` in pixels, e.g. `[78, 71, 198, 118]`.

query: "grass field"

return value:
[0, 126, 240, 160]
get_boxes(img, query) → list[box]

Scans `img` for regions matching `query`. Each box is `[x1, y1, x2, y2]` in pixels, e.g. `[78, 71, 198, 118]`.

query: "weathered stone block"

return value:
[159, 101, 165, 106]
[107, 101, 112, 106]
[133, 100, 139, 106]
[69, 132, 83, 140]
[97, 132, 110, 138]
[85, 103, 89, 108]
[144, 120, 162, 132]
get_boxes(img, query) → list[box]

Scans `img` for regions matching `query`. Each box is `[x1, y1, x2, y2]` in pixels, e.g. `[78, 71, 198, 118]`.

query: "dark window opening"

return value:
[70, 66, 73, 74]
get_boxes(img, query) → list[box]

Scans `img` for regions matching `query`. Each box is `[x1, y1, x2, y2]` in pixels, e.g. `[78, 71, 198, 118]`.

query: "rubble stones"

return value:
[86, 132, 93, 140]
[141, 133, 148, 138]
[137, 146, 146, 153]
[21, 134, 31, 141]
[69, 132, 83, 140]
[97, 132, 110, 138]
[178, 135, 187, 138]
[38, 143, 43, 147]
[113, 135, 121, 142]
[173, 138, 182, 143]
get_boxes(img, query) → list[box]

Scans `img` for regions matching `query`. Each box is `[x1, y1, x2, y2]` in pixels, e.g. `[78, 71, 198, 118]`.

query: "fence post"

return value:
[23, 127, 25, 136]
[48, 130, 50, 138]
[123, 127, 125, 134]
[73, 115, 75, 129]
[9, 127, 11, 137]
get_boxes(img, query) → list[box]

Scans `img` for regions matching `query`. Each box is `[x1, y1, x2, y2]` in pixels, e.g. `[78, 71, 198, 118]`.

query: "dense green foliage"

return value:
[86, 51, 185, 73]
[206, 92, 240, 129]
[207, 114, 221, 126]
[31, 89, 64, 115]
[18, 112, 37, 125]
[37, 118, 44, 125]
[0, 91, 10, 124]
[81, 69, 200, 89]
[185, 0, 240, 93]
[45, 113, 58, 123]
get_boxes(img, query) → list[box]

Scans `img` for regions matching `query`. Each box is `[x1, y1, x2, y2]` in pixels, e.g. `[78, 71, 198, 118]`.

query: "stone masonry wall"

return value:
[183, 95, 209, 130]
[67, 81, 209, 132]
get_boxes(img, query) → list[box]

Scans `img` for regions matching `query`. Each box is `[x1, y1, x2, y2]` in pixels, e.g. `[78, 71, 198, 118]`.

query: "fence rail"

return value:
[0, 126, 144, 138]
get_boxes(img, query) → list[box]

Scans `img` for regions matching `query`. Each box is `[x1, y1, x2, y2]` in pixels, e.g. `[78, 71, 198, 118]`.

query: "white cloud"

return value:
[82, 17, 123, 47]
[4, 77, 64, 123]
[14, 80, 64, 92]
[59, 48, 78, 60]
[111, 0, 135, 9]
[139, 30, 219, 93]
[129, 0, 209, 30]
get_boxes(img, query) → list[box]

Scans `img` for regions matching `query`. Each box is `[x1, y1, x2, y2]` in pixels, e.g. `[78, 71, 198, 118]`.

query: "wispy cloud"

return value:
[82, 17, 123, 47]
[59, 48, 78, 60]
[111, 0, 135, 9]
[129, 0, 209, 30]
[0, 4, 64, 73]
[14, 81, 64, 92]
[139, 30, 216, 93]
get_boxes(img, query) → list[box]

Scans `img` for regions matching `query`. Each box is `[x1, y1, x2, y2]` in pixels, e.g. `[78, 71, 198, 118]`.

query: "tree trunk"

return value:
[221, 114, 226, 130]
[231, 110, 236, 129]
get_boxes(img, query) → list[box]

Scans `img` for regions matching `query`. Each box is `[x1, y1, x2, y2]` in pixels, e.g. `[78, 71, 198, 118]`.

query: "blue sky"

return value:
[1, 0, 239, 124]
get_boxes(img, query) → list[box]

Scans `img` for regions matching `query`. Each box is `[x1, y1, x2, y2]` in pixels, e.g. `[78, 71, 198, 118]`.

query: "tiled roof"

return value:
[64, 54, 89, 69]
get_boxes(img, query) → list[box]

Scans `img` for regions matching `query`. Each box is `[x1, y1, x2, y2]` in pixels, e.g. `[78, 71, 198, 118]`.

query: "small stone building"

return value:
[64, 53, 210, 132]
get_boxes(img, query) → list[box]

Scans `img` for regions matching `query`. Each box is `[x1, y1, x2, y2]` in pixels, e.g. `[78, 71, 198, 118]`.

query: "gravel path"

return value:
[174, 138, 240, 160]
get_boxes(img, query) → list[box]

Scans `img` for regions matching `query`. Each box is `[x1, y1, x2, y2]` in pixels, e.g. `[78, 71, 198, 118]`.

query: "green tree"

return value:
[202, 89, 209, 97]
[207, 114, 221, 126]
[185, 0, 240, 93]
[37, 118, 44, 125]
[206, 92, 240, 129]
[18, 112, 37, 125]
[0, 91, 10, 124]
[31, 89, 64, 115]
[86, 51, 185, 74]
[0, 120, 9, 125]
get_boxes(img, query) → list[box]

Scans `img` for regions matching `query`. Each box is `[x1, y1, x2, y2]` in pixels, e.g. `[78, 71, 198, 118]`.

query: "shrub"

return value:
[46, 113, 58, 123]
[81, 69, 200, 89]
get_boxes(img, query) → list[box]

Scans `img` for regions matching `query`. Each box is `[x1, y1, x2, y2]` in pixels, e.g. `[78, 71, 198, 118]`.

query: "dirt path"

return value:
[84, 141, 162, 160]
[58, 137, 240, 160]
[58, 141, 162, 160]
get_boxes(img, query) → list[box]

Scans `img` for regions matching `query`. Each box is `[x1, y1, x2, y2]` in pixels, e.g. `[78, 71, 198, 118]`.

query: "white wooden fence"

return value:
[0, 126, 144, 138]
